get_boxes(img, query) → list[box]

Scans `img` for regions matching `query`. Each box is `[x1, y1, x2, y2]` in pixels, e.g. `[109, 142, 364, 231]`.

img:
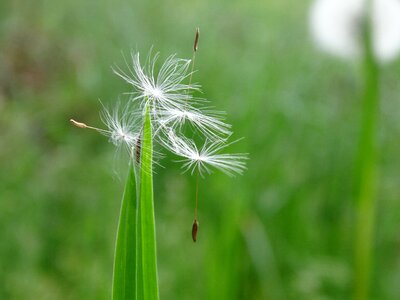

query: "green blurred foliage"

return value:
[1, 0, 400, 299]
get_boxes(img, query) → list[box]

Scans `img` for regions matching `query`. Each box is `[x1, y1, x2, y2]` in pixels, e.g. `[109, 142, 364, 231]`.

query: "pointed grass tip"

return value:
[193, 28, 200, 52]
[70, 119, 88, 129]
[192, 219, 199, 242]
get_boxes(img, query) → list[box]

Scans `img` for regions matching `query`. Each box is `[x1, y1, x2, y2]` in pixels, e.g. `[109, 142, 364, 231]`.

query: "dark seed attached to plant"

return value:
[135, 136, 142, 164]
[193, 28, 200, 52]
[192, 219, 199, 242]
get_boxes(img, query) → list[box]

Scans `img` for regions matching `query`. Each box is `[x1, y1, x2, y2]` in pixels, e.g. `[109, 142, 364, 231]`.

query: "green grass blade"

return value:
[137, 105, 159, 300]
[112, 163, 137, 300]
[354, 9, 379, 300]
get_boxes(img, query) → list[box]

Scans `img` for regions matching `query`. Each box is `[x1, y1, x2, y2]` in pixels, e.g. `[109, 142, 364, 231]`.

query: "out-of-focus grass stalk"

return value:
[354, 4, 379, 300]
[207, 199, 244, 300]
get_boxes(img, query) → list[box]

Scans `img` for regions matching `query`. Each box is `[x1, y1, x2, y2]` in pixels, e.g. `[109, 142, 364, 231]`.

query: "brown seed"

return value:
[192, 219, 199, 242]
[135, 136, 142, 164]
[193, 28, 200, 52]
[70, 119, 88, 129]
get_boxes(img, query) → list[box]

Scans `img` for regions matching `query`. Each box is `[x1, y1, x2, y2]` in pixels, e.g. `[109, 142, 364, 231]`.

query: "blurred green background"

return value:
[1, 0, 400, 299]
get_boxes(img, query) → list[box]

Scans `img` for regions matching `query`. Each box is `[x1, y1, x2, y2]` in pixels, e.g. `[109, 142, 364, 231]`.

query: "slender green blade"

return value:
[137, 106, 159, 300]
[112, 163, 137, 300]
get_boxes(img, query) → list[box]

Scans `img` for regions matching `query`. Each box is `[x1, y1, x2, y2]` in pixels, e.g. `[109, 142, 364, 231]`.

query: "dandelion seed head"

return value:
[162, 129, 247, 177]
[157, 106, 232, 141]
[111, 128, 135, 146]
[113, 51, 200, 112]
[99, 101, 141, 151]
[145, 86, 164, 100]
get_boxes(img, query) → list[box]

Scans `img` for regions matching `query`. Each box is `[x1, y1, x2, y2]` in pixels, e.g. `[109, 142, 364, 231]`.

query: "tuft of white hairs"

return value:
[113, 51, 202, 111]
[162, 129, 247, 177]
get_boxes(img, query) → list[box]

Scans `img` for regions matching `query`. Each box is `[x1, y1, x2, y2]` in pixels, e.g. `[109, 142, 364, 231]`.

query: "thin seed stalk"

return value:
[354, 4, 379, 299]
[192, 172, 199, 242]
[195, 172, 199, 220]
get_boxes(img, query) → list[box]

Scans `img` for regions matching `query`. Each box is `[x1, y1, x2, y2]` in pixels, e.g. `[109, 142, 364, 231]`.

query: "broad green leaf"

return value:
[137, 105, 159, 300]
[112, 163, 138, 300]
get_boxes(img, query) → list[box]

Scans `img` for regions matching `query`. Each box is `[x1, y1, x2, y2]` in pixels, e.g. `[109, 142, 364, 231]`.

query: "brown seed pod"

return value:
[193, 28, 200, 52]
[192, 219, 199, 242]
[70, 119, 88, 129]
[135, 136, 142, 164]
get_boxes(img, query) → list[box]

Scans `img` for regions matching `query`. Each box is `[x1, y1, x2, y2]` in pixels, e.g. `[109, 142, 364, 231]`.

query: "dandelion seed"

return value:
[70, 102, 141, 157]
[157, 106, 232, 140]
[113, 51, 201, 112]
[99, 102, 141, 151]
[164, 130, 247, 177]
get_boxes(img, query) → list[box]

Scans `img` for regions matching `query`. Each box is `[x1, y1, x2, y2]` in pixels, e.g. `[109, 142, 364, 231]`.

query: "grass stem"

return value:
[354, 4, 379, 299]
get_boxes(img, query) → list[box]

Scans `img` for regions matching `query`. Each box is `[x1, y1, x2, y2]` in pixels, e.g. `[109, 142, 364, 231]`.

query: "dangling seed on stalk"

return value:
[191, 173, 200, 242]
[192, 219, 199, 242]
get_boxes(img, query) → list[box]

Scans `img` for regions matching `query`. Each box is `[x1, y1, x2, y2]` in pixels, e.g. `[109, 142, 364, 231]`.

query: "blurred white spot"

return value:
[374, 0, 400, 60]
[310, 0, 400, 62]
